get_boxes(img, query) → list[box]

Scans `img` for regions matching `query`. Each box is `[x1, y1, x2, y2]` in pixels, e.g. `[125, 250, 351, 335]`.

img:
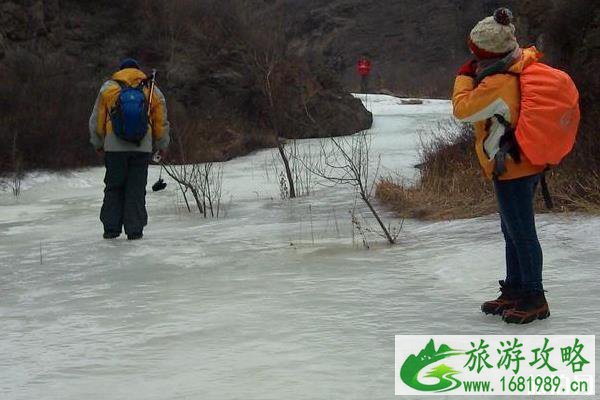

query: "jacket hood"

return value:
[111, 68, 148, 86]
[508, 46, 542, 73]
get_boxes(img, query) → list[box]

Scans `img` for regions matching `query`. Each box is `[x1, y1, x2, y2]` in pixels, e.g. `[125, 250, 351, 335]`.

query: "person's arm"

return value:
[149, 86, 170, 151]
[88, 81, 112, 150]
[452, 74, 511, 123]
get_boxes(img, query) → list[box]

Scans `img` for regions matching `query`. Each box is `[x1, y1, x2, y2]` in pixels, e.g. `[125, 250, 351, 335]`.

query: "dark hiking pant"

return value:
[100, 152, 151, 236]
[494, 174, 544, 293]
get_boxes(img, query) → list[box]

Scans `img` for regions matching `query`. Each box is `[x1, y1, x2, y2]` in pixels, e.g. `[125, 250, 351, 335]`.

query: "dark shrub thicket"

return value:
[0, 53, 98, 172]
[0, 1, 266, 174]
[0, 0, 370, 175]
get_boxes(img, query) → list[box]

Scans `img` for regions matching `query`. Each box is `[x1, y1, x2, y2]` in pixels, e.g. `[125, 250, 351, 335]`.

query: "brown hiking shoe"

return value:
[503, 291, 550, 324]
[481, 280, 520, 316]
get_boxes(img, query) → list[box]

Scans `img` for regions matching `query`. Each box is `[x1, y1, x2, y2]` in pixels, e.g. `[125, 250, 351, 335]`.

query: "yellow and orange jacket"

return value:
[452, 47, 546, 180]
[89, 68, 170, 153]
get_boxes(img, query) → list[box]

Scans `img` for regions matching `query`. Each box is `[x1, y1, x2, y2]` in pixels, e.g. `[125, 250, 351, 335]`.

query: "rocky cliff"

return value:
[0, 0, 373, 170]
[1, 0, 598, 171]
[282, 0, 600, 99]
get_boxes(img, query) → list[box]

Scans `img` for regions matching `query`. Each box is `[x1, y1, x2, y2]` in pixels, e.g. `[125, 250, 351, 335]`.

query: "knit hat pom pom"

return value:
[493, 8, 513, 26]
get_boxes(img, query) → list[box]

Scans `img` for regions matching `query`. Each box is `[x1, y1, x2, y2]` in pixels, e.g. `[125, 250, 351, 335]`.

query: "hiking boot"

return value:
[127, 233, 143, 241]
[103, 232, 120, 239]
[481, 280, 520, 316]
[502, 291, 550, 324]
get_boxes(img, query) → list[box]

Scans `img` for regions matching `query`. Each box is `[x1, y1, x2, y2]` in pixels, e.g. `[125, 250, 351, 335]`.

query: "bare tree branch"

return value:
[298, 131, 401, 244]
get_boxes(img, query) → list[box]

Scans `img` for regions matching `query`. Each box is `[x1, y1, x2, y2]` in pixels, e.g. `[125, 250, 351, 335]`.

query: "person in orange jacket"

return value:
[452, 8, 549, 324]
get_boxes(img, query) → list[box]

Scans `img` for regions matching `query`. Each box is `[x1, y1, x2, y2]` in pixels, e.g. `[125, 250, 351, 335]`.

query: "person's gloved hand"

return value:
[152, 149, 168, 163]
[457, 59, 478, 77]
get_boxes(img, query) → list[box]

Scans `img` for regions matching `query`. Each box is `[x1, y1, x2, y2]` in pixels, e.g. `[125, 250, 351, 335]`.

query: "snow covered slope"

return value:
[1, 95, 598, 399]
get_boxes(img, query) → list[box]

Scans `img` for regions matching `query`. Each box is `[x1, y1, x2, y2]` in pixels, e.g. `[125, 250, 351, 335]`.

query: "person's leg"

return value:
[494, 174, 548, 324]
[500, 216, 521, 287]
[481, 213, 522, 315]
[494, 175, 543, 293]
[123, 152, 150, 238]
[100, 152, 128, 236]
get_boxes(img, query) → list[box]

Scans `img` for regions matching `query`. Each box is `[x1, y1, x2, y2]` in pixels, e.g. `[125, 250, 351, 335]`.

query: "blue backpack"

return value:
[110, 81, 149, 145]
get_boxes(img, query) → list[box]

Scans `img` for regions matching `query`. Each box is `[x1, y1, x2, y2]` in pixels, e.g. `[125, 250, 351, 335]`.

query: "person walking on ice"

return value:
[452, 9, 579, 324]
[89, 58, 170, 240]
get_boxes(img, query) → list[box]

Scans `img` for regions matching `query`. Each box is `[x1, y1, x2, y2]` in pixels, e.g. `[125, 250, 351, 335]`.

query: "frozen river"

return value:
[1, 95, 598, 399]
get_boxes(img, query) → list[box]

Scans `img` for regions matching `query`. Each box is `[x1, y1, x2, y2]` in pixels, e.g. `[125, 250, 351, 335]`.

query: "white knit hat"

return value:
[469, 8, 518, 57]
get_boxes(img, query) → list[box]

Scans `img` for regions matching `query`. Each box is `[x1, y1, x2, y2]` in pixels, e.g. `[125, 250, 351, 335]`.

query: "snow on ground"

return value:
[1, 95, 598, 400]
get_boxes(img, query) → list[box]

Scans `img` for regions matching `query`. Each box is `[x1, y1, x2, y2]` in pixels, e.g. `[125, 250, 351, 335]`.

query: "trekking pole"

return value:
[146, 69, 167, 192]
[146, 69, 162, 165]
[147, 69, 163, 165]
[147, 69, 157, 117]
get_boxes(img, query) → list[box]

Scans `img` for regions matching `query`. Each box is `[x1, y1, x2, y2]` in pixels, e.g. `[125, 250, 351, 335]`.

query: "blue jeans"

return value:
[494, 174, 544, 293]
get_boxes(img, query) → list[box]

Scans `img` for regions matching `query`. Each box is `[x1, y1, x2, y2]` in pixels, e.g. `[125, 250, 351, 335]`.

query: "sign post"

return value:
[357, 57, 372, 94]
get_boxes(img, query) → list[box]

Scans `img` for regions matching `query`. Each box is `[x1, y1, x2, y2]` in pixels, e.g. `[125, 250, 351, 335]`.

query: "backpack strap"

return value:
[475, 70, 520, 85]
[493, 114, 554, 209]
[113, 79, 146, 90]
[492, 114, 522, 177]
[493, 142, 511, 177]
[112, 79, 130, 89]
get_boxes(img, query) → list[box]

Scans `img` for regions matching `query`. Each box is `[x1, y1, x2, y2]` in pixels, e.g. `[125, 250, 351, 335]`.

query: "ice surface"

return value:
[1, 95, 598, 399]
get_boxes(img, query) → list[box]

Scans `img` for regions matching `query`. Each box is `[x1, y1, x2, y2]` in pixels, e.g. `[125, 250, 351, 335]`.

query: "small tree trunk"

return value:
[204, 171, 214, 217]
[361, 192, 395, 245]
[179, 184, 192, 213]
[277, 140, 296, 198]
[190, 188, 204, 215]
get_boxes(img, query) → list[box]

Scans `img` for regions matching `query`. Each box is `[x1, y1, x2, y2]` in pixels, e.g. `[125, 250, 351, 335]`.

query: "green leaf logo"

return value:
[400, 339, 464, 392]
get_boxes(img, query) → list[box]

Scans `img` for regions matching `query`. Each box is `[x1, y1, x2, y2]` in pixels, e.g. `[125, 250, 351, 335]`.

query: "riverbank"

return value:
[376, 114, 600, 220]
[2, 95, 599, 399]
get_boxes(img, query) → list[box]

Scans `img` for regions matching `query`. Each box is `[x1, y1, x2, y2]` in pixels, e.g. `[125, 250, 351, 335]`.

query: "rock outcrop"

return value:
[282, 0, 599, 98]
[1, 0, 597, 171]
[0, 0, 373, 170]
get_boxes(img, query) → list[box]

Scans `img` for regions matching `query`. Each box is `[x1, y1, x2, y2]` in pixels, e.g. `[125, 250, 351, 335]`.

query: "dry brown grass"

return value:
[547, 169, 600, 214]
[377, 122, 495, 220]
[376, 120, 600, 220]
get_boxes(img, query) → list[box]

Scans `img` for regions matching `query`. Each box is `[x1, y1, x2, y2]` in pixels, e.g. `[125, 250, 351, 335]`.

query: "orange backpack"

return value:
[515, 62, 580, 166]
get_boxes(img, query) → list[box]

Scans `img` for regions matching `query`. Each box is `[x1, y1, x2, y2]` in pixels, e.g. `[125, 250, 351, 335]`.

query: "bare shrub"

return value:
[278, 171, 289, 200]
[302, 131, 401, 244]
[160, 122, 225, 218]
[231, 0, 327, 199]
[290, 142, 314, 198]
[10, 131, 23, 198]
[350, 205, 370, 249]
[162, 161, 224, 218]
[266, 139, 314, 199]
[199, 162, 224, 218]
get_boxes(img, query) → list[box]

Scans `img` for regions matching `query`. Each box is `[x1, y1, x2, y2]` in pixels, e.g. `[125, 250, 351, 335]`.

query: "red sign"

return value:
[357, 59, 372, 77]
